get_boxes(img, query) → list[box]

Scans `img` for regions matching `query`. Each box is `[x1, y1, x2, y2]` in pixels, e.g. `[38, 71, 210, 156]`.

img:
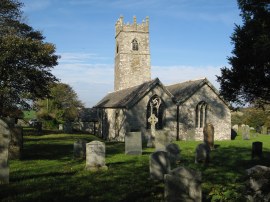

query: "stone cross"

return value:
[148, 113, 158, 138]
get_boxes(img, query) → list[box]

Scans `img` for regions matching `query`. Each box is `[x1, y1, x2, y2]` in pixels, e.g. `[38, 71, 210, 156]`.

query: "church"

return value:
[94, 16, 231, 142]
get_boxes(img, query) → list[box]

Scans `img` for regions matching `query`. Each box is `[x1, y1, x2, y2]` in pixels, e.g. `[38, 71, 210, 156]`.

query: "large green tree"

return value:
[36, 83, 84, 123]
[0, 0, 59, 116]
[217, 0, 270, 106]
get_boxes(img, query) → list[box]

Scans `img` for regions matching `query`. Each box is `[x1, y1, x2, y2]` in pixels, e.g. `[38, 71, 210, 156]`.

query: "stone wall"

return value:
[178, 84, 231, 140]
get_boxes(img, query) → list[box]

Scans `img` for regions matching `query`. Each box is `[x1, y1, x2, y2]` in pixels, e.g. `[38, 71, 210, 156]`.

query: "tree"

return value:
[0, 0, 59, 117]
[36, 83, 84, 124]
[217, 0, 270, 106]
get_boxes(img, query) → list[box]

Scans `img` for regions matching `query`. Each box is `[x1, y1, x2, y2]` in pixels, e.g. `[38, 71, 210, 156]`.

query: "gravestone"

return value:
[165, 143, 180, 167]
[85, 141, 107, 171]
[125, 131, 142, 155]
[0, 119, 11, 184]
[164, 167, 202, 202]
[261, 126, 267, 134]
[252, 141, 263, 159]
[9, 125, 23, 159]
[186, 129, 196, 141]
[195, 143, 210, 164]
[149, 151, 170, 181]
[232, 124, 239, 132]
[245, 165, 270, 202]
[59, 124, 63, 131]
[242, 125, 250, 140]
[155, 130, 171, 151]
[203, 123, 214, 150]
[74, 139, 87, 158]
[63, 122, 72, 134]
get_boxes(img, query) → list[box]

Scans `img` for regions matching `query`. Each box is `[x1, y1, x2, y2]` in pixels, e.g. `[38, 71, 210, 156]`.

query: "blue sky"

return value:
[21, 0, 242, 107]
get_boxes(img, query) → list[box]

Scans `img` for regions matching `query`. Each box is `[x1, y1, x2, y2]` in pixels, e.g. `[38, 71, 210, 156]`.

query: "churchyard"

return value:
[0, 128, 270, 201]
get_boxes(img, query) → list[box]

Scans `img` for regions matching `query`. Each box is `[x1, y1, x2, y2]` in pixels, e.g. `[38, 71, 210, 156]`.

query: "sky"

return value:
[21, 0, 242, 108]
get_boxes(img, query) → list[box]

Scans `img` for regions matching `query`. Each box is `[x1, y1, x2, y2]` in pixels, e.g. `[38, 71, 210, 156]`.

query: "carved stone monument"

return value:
[166, 143, 181, 167]
[155, 130, 171, 151]
[242, 124, 250, 140]
[85, 141, 107, 171]
[195, 143, 210, 164]
[252, 141, 263, 159]
[74, 139, 87, 158]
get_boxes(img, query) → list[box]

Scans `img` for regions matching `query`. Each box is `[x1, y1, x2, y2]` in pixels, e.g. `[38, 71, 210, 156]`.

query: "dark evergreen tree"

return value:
[217, 0, 270, 106]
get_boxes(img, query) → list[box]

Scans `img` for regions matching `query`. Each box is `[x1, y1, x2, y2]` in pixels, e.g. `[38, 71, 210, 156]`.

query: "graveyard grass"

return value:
[1, 129, 270, 201]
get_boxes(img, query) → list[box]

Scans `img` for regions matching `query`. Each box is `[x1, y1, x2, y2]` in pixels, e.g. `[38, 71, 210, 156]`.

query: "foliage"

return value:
[0, 0, 59, 117]
[1, 131, 270, 201]
[217, 0, 270, 106]
[36, 83, 84, 124]
[231, 105, 270, 128]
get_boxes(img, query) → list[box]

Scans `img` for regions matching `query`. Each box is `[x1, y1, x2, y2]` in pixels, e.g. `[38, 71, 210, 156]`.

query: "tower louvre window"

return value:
[132, 39, 138, 51]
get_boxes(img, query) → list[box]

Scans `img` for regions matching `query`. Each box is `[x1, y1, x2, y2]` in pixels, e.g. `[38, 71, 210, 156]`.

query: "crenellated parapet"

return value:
[115, 16, 149, 36]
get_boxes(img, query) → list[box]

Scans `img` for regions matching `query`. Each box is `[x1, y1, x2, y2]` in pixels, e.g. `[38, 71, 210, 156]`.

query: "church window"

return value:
[132, 39, 138, 51]
[146, 95, 165, 129]
[195, 101, 208, 128]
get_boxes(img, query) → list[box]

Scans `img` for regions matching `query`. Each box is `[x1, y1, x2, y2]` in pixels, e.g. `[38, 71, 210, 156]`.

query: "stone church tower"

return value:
[114, 16, 151, 91]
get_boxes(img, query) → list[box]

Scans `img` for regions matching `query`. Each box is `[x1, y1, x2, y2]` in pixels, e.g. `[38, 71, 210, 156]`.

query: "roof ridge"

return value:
[166, 77, 206, 87]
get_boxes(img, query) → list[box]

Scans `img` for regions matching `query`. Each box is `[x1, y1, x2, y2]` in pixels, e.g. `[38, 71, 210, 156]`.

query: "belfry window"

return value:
[132, 39, 138, 51]
[195, 101, 208, 128]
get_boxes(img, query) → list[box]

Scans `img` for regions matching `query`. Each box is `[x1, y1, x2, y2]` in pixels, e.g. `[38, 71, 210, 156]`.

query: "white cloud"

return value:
[59, 52, 109, 63]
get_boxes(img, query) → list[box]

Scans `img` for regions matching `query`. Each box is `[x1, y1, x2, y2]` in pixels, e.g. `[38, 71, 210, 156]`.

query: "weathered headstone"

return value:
[232, 124, 239, 132]
[74, 139, 87, 158]
[164, 167, 202, 202]
[245, 165, 270, 202]
[155, 130, 171, 151]
[242, 125, 250, 140]
[166, 143, 180, 167]
[0, 119, 11, 184]
[195, 143, 210, 164]
[59, 124, 63, 131]
[203, 123, 214, 150]
[9, 125, 23, 159]
[252, 141, 263, 159]
[125, 131, 142, 155]
[186, 129, 196, 141]
[85, 141, 107, 171]
[149, 151, 170, 181]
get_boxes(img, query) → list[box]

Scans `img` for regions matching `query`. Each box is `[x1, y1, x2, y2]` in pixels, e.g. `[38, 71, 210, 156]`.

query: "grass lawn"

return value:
[1, 129, 270, 202]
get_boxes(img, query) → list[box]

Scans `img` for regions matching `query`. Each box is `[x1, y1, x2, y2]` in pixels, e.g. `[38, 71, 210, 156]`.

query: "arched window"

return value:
[146, 95, 165, 129]
[132, 39, 138, 51]
[195, 101, 208, 128]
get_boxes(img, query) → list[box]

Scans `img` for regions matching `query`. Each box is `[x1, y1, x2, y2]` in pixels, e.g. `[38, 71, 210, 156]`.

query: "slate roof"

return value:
[94, 77, 226, 108]
[94, 78, 172, 109]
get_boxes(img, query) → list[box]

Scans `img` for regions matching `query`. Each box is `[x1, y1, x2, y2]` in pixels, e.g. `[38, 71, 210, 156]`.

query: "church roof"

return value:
[94, 77, 228, 108]
[94, 78, 172, 109]
[166, 77, 225, 105]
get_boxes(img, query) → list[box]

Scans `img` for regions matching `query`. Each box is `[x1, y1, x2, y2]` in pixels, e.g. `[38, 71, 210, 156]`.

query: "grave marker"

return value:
[203, 123, 214, 150]
[125, 132, 142, 155]
[149, 151, 170, 181]
[86, 141, 107, 171]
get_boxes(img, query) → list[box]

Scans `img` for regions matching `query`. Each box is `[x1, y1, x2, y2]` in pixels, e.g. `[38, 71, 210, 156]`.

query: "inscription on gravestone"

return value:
[125, 132, 142, 155]
[86, 141, 107, 171]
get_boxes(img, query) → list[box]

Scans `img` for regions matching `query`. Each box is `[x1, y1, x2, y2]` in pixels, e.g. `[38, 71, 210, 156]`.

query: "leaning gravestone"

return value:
[242, 125, 250, 140]
[125, 131, 142, 155]
[164, 167, 202, 202]
[0, 119, 11, 184]
[149, 151, 170, 181]
[155, 130, 171, 151]
[195, 143, 210, 164]
[166, 143, 180, 167]
[85, 141, 107, 171]
[203, 123, 214, 150]
[74, 139, 87, 158]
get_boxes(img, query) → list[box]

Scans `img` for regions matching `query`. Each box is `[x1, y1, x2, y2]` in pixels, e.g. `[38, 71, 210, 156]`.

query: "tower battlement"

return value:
[115, 16, 149, 36]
